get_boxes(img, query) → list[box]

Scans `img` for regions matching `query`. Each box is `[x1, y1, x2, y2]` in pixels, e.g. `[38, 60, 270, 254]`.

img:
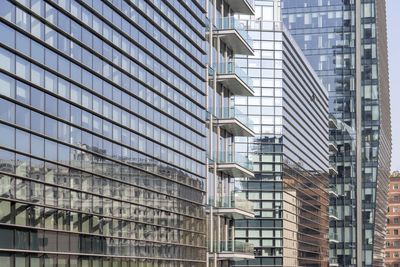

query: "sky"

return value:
[387, 0, 400, 171]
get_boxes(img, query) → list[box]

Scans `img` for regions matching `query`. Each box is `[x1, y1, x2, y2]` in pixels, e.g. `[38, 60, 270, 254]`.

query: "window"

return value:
[395, 229, 399, 235]
[16, 57, 30, 81]
[31, 135, 44, 158]
[0, 72, 14, 98]
[0, 99, 14, 123]
[0, 47, 14, 73]
[31, 111, 44, 134]
[0, 227, 13, 248]
[16, 82, 30, 104]
[31, 87, 44, 110]
[0, 124, 15, 149]
[16, 130, 30, 153]
[0, 254, 11, 266]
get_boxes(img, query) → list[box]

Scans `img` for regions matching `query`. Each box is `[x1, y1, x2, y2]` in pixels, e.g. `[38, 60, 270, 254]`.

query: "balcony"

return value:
[329, 140, 338, 152]
[213, 17, 254, 55]
[209, 241, 255, 260]
[329, 232, 339, 243]
[329, 115, 338, 129]
[329, 207, 338, 220]
[212, 107, 255, 137]
[211, 62, 254, 96]
[224, 0, 255, 15]
[213, 152, 254, 178]
[329, 164, 338, 176]
[329, 186, 338, 197]
[329, 258, 339, 267]
[211, 195, 255, 219]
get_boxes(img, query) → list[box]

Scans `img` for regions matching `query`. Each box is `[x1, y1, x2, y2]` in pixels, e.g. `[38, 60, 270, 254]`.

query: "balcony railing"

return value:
[218, 152, 253, 171]
[329, 232, 339, 242]
[329, 164, 338, 175]
[329, 186, 338, 197]
[210, 241, 254, 254]
[207, 106, 253, 130]
[329, 115, 338, 129]
[215, 62, 253, 90]
[212, 196, 253, 214]
[329, 207, 338, 219]
[222, 107, 251, 124]
[216, 17, 253, 47]
[329, 140, 338, 152]
[329, 257, 339, 266]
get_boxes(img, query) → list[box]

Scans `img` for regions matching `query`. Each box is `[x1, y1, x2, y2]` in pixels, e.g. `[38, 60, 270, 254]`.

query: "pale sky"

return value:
[388, 0, 400, 171]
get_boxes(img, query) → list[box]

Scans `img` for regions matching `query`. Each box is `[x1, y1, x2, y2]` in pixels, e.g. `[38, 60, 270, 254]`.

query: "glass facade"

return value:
[0, 0, 208, 266]
[230, 1, 330, 266]
[282, 0, 392, 266]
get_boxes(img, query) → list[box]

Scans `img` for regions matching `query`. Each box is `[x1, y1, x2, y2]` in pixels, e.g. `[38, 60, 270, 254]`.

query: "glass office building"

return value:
[230, 1, 330, 266]
[282, 0, 392, 266]
[0, 0, 208, 266]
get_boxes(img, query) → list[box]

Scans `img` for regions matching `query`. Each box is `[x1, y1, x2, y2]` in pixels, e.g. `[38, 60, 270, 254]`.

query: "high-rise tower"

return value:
[205, 0, 257, 266]
[282, 1, 392, 266]
[227, 1, 331, 266]
[0, 0, 208, 266]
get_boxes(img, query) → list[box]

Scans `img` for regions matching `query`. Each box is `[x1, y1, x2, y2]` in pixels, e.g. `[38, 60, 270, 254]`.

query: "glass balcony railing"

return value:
[207, 106, 251, 123]
[221, 107, 252, 127]
[216, 17, 253, 47]
[329, 258, 339, 265]
[218, 151, 253, 171]
[329, 207, 338, 218]
[214, 62, 254, 89]
[329, 163, 338, 175]
[209, 241, 254, 254]
[210, 196, 253, 214]
[329, 115, 338, 127]
[329, 232, 338, 241]
[329, 186, 338, 196]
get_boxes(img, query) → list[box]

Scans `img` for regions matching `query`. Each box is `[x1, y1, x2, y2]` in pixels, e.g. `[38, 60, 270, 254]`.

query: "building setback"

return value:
[385, 172, 400, 267]
[282, 0, 392, 266]
[229, 1, 330, 266]
[0, 0, 208, 266]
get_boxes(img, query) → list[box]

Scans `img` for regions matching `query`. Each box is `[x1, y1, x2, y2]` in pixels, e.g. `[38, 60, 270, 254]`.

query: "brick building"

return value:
[385, 171, 400, 267]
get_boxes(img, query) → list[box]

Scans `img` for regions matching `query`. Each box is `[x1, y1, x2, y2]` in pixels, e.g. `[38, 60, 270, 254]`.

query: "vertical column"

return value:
[231, 223, 235, 252]
[355, 0, 363, 266]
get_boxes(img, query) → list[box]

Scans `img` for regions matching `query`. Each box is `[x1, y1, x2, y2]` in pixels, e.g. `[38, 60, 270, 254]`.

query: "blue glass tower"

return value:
[282, 1, 392, 266]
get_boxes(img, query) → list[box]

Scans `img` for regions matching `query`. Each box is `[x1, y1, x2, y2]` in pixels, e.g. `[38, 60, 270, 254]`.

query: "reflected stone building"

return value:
[0, 0, 208, 266]
[282, 0, 392, 266]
